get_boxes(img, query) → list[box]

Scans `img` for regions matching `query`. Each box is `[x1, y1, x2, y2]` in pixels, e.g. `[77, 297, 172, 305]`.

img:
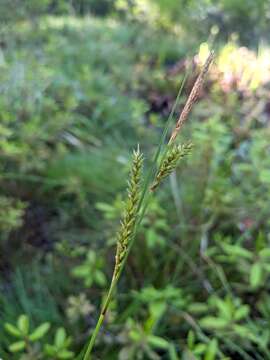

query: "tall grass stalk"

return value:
[82, 51, 214, 360]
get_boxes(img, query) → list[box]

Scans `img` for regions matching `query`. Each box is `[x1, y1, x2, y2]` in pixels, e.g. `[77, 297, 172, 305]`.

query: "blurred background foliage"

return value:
[1, 0, 270, 359]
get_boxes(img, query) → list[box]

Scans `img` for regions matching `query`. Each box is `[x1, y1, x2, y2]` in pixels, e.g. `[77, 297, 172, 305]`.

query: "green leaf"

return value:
[194, 343, 207, 355]
[204, 339, 218, 360]
[147, 335, 170, 349]
[58, 349, 74, 359]
[263, 264, 270, 272]
[232, 324, 250, 337]
[9, 340, 26, 352]
[149, 301, 166, 321]
[250, 262, 263, 288]
[55, 327, 66, 348]
[29, 322, 50, 341]
[72, 265, 89, 278]
[222, 244, 253, 259]
[44, 344, 55, 356]
[260, 329, 270, 348]
[259, 169, 270, 184]
[168, 344, 179, 360]
[4, 323, 21, 338]
[17, 315, 29, 335]
[187, 330, 195, 349]
[255, 231, 265, 251]
[234, 305, 249, 321]
[95, 202, 114, 212]
[200, 316, 228, 329]
[146, 228, 162, 248]
[259, 248, 270, 259]
[87, 250, 96, 263]
[129, 329, 141, 342]
[94, 270, 107, 286]
[216, 298, 232, 321]
[188, 302, 209, 314]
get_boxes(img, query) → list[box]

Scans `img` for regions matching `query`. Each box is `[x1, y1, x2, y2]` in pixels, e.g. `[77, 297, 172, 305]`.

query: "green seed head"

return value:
[113, 148, 143, 279]
[151, 142, 192, 191]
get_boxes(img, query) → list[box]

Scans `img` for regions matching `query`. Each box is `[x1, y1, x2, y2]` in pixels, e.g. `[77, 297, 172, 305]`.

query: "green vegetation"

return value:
[1, 1, 270, 359]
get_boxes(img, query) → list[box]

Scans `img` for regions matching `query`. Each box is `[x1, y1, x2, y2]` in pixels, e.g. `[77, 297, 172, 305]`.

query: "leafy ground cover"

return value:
[1, 11, 270, 360]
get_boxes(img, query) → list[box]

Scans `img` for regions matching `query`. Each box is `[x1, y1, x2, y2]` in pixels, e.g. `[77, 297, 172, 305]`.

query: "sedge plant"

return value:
[82, 51, 214, 360]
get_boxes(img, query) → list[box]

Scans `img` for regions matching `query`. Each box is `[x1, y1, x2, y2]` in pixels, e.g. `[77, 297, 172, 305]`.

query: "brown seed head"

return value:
[169, 51, 214, 144]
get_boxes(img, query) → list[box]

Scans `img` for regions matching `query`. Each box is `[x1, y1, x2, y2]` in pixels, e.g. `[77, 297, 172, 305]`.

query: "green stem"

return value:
[83, 277, 117, 360]
[83, 312, 104, 360]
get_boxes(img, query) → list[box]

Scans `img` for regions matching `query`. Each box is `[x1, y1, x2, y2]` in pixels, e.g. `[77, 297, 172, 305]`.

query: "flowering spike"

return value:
[113, 149, 143, 279]
[169, 51, 214, 144]
[151, 142, 193, 191]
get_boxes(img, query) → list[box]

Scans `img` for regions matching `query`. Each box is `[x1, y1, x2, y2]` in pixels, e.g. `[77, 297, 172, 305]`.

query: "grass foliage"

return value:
[1, 11, 270, 360]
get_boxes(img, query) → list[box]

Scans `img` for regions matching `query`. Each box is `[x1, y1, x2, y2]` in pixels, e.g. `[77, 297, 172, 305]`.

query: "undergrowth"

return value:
[1, 14, 270, 360]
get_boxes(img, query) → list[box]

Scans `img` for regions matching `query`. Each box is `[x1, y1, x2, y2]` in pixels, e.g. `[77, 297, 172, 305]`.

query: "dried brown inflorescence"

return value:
[169, 51, 214, 144]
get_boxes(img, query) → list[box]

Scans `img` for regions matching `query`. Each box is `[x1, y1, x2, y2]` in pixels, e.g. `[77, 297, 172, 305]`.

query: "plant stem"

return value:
[81, 52, 213, 359]
[83, 278, 117, 360]
[83, 313, 104, 360]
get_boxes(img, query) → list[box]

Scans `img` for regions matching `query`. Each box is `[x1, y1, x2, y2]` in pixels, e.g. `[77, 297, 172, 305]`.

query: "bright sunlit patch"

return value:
[198, 40, 270, 93]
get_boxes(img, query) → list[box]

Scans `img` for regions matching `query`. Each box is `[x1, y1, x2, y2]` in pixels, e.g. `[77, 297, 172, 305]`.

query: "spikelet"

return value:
[151, 142, 192, 191]
[113, 148, 143, 280]
[169, 51, 214, 144]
